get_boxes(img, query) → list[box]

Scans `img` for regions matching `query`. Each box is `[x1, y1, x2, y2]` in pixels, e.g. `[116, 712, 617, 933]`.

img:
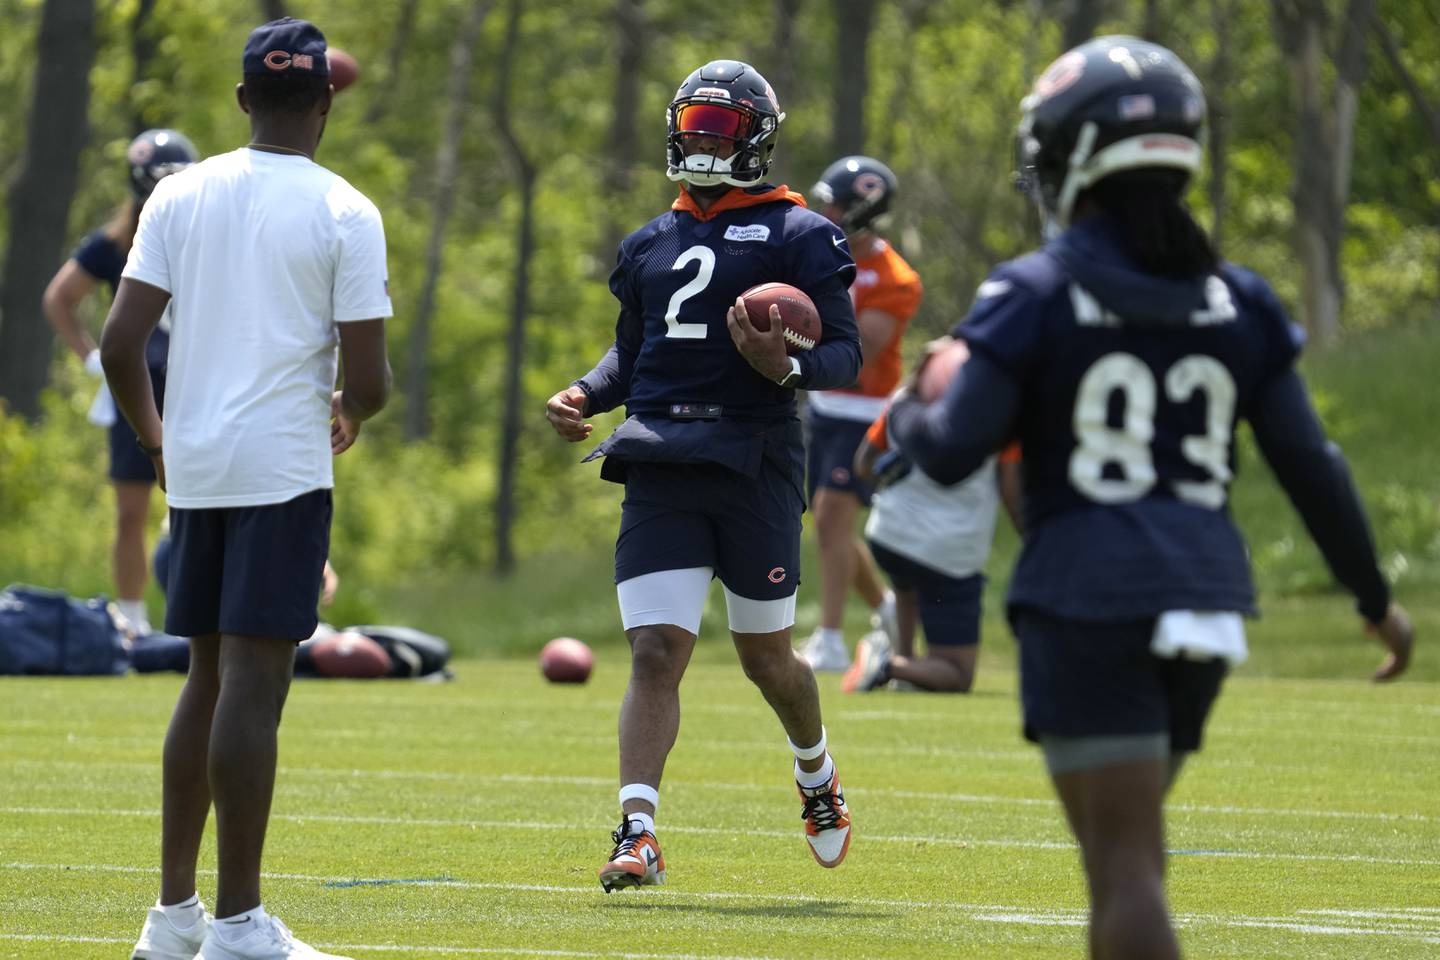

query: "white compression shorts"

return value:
[617, 567, 797, 636]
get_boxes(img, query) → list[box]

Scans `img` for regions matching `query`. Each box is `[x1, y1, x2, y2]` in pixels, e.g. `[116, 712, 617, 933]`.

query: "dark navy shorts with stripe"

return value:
[870, 541, 984, 648]
[616, 460, 803, 602]
[805, 409, 874, 506]
[164, 489, 332, 640]
[1013, 608, 1228, 752]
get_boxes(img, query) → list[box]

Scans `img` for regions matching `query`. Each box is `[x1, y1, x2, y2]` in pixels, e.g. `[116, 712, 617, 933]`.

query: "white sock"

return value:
[116, 599, 151, 633]
[878, 591, 896, 621]
[796, 753, 836, 790]
[818, 627, 844, 648]
[157, 894, 202, 929]
[214, 904, 267, 943]
[625, 812, 656, 836]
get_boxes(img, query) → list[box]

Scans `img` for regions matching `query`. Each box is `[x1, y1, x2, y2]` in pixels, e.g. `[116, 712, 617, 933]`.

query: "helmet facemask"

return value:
[666, 98, 782, 188]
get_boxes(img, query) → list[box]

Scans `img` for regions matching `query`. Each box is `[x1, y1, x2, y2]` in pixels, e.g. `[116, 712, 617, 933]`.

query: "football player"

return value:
[545, 59, 862, 891]
[886, 36, 1414, 959]
[43, 128, 198, 637]
[798, 156, 923, 673]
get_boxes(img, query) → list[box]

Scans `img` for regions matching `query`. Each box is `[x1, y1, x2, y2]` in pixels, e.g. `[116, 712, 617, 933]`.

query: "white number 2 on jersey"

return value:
[664, 245, 715, 339]
[1069, 352, 1236, 508]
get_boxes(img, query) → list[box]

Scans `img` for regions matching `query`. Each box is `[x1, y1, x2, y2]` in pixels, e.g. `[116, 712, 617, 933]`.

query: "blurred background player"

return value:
[799, 156, 922, 672]
[43, 128, 198, 636]
[844, 377, 1022, 693]
[545, 59, 861, 892]
[105, 17, 391, 960]
[888, 36, 1414, 960]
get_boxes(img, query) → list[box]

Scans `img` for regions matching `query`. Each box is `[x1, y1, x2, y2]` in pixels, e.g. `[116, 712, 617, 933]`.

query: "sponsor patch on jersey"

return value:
[723, 224, 770, 242]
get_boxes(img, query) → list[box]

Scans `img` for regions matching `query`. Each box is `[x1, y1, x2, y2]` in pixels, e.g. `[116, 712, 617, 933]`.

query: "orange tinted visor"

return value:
[676, 103, 752, 140]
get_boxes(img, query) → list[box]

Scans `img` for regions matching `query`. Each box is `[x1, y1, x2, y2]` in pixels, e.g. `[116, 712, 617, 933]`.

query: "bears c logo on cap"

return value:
[264, 50, 316, 71]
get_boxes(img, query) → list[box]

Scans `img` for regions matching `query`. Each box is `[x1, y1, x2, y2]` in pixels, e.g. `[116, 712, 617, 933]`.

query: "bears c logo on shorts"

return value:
[768, 567, 787, 584]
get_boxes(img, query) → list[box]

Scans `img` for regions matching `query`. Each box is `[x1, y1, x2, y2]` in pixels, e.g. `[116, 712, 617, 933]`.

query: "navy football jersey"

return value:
[587, 186, 860, 422]
[958, 216, 1305, 620]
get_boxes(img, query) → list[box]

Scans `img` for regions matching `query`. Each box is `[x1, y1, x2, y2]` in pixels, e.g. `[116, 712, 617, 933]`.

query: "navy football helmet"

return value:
[666, 60, 784, 188]
[1016, 36, 1206, 230]
[128, 129, 198, 199]
[812, 156, 898, 233]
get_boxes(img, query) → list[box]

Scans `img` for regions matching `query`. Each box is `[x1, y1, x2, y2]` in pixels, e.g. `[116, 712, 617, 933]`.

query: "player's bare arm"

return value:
[101, 277, 170, 485]
[726, 295, 790, 382]
[1369, 602, 1414, 682]
[334, 318, 391, 454]
[42, 259, 102, 361]
[856, 307, 898, 366]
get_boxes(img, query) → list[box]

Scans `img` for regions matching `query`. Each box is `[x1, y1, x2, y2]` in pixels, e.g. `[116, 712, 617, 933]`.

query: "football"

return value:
[540, 636, 594, 684]
[916, 337, 970, 403]
[310, 630, 391, 679]
[327, 48, 360, 93]
[740, 282, 821, 354]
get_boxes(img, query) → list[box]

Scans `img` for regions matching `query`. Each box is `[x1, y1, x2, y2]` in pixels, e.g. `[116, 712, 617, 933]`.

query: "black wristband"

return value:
[135, 437, 162, 457]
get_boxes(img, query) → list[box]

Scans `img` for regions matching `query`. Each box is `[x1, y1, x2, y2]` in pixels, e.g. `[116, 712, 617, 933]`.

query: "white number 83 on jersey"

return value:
[1069, 352, 1236, 509]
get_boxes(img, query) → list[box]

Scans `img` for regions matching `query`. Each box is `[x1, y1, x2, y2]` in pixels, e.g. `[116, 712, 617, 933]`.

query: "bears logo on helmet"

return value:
[128, 129, 199, 199]
[812, 156, 898, 233]
[667, 60, 785, 188]
[1016, 36, 1206, 231]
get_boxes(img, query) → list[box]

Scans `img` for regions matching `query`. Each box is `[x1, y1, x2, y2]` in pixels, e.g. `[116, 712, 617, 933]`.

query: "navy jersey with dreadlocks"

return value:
[889, 215, 1390, 623]
[577, 184, 860, 481]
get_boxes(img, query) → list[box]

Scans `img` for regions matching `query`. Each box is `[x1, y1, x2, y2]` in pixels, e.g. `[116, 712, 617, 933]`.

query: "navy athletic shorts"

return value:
[615, 460, 803, 602]
[805, 409, 874, 506]
[164, 489, 332, 640]
[1013, 608, 1228, 752]
[870, 541, 984, 647]
[107, 360, 166, 483]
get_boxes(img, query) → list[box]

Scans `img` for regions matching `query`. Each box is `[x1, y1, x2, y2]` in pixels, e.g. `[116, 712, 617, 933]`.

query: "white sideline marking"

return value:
[4, 807, 1438, 867]
[8, 759, 1433, 825]
[0, 933, 778, 959]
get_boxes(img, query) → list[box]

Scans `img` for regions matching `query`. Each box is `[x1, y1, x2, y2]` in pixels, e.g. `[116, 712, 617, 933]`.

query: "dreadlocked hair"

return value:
[1082, 170, 1218, 278]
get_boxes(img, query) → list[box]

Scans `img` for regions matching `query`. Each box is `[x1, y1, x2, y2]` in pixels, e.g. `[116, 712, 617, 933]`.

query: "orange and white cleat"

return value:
[798, 765, 852, 868]
[598, 818, 666, 892]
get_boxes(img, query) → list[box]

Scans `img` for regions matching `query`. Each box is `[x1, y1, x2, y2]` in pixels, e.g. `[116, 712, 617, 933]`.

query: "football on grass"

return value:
[310, 630, 391, 679]
[740, 282, 821, 354]
[540, 637, 593, 684]
[917, 338, 970, 403]
[327, 48, 360, 93]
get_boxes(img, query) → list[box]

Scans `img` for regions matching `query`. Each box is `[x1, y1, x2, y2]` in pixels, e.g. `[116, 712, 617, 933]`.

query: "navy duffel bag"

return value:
[0, 584, 130, 675]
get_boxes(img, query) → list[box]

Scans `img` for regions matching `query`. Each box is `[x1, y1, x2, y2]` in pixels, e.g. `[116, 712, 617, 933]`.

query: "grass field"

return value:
[3, 647, 1438, 959]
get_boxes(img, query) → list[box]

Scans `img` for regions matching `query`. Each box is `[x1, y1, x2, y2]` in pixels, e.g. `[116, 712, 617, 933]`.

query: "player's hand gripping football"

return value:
[331, 390, 362, 455]
[1367, 602, 1414, 682]
[546, 385, 593, 442]
[727, 295, 791, 383]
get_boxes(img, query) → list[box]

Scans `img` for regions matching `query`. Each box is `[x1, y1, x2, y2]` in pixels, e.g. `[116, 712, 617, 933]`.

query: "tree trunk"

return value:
[1207, 0, 1232, 252]
[0, 0, 96, 420]
[1061, 0, 1106, 49]
[1142, 0, 1162, 42]
[832, 0, 876, 156]
[767, 0, 804, 119]
[492, 0, 538, 575]
[130, 0, 158, 135]
[404, 0, 491, 441]
[258, 0, 287, 21]
[363, 0, 423, 127]
[600, 0, 646, 256]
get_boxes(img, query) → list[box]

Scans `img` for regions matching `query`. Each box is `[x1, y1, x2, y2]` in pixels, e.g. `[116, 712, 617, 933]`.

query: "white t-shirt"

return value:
[123, 148, 392, 508]
[865, 457, 1001, 579]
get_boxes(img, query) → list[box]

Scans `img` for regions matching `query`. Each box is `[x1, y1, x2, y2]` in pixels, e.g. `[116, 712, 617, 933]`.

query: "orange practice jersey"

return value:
[866, 408, 1021, 464]
[845, 240, 923, 397]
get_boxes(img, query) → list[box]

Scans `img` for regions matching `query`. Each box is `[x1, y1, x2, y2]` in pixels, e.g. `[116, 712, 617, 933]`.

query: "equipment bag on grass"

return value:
[0, 584, 130, 675]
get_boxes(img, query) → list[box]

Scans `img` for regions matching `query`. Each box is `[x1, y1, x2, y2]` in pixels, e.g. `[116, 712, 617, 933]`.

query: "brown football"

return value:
[327, 48, 360, 93]
[540, 636, 594, 684]
[740, 282, 821, 354]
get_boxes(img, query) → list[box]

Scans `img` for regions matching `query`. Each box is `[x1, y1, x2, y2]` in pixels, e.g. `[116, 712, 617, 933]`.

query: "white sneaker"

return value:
[132, 904, 211, 960]
[871, 592, 899, 650]
[842, 630, 893, 693]
[197, 913, 352, 960]
[799, 629, 850, 672]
